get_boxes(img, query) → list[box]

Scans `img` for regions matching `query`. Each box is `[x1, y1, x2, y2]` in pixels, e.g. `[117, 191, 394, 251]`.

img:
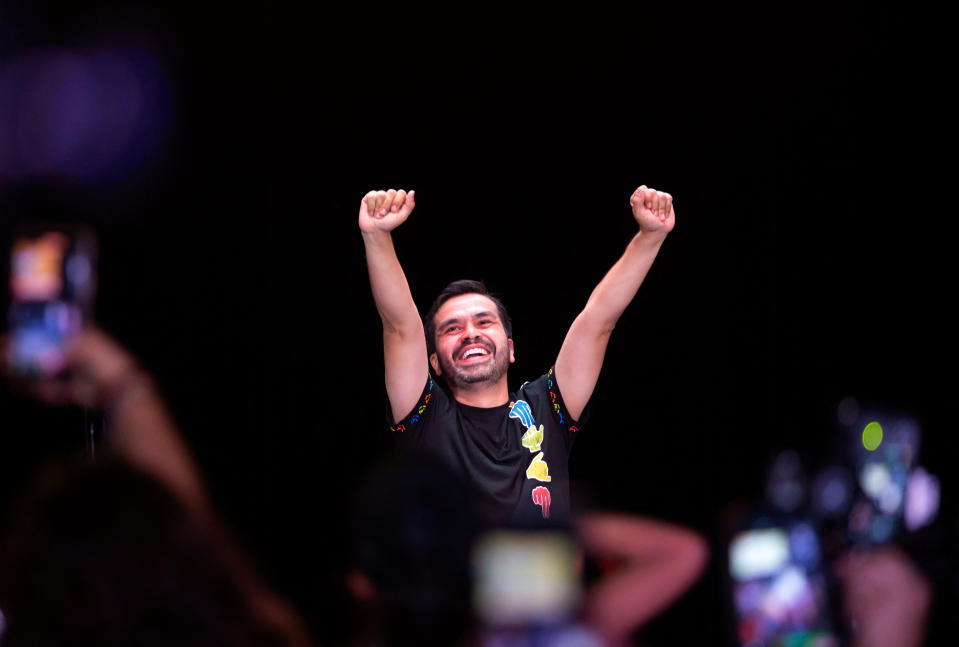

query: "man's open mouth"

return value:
[457, 344, 491, 362]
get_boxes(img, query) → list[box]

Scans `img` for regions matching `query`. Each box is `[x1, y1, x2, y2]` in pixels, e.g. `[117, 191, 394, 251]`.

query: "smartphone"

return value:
[728, 522, 842, 647]
[844, 410, 928, 546]
[6, 225, 97, 377]
[472, 529, 581, 629]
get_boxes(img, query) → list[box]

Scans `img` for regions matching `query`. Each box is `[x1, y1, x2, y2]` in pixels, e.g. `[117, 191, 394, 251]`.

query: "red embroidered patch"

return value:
[532, 486, 551, 519]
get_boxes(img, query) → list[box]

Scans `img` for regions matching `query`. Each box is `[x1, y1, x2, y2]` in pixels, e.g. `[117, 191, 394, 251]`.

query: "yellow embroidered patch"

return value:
[526, 452, 552, 482]
[521, 424, 544, 453]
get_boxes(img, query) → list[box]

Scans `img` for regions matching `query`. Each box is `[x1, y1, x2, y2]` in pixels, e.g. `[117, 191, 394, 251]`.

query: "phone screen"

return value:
[472, 529, 581, 628]
[7, 227, 97, 377]
[846, 412, 925, 546]
[728, 523, 840, 647]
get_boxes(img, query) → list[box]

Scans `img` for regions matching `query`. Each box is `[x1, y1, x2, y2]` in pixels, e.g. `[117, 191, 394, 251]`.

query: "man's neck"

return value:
[449, 379, 509, 408]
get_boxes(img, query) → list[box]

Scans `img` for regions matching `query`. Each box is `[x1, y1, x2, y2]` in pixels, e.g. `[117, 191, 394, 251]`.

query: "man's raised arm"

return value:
[359, 189, 429, 423]
[554, 185, 675, 421]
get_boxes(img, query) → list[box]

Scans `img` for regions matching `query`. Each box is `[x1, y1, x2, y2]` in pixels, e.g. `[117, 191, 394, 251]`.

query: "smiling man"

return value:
[425, 288, 514, 399]
[359, 186, 675, 525]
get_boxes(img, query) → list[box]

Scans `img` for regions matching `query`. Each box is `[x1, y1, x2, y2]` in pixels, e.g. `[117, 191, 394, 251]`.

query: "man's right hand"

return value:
[358, 189, 416, 233]
[357, 187, 428, 423]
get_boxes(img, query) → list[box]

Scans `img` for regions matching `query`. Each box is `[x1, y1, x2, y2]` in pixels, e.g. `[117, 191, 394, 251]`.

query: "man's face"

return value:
[430, 293, 514, 389]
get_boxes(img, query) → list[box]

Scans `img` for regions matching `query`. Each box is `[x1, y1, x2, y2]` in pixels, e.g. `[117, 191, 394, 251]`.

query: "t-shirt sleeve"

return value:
[388, 376, 437, 445]
[547, 365, 589, 428]
[524, 366, 588, 452]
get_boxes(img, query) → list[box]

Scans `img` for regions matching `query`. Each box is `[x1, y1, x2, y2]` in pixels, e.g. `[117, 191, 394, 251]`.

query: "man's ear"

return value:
[508, 338, 515, 363]
[429, 352, 441, 374]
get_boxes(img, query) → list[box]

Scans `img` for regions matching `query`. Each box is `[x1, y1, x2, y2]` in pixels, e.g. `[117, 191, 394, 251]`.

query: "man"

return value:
[359, 185, 675, 525]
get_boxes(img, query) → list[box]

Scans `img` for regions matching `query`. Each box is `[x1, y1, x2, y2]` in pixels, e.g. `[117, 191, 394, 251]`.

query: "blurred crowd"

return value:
[0, 325, 950, 646]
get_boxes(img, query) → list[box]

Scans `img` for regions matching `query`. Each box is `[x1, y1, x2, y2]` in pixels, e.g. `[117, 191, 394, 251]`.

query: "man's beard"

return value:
[437, 344, 509, 389]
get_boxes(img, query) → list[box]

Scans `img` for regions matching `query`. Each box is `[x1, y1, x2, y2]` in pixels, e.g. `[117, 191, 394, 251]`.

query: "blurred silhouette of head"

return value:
[0, 454, 295, 647]
[347, 451, 487, 647]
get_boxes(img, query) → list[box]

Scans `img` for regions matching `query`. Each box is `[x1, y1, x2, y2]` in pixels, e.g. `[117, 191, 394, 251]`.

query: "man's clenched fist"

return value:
[358, 189, 416, 233]
[629, 186, 675, 236]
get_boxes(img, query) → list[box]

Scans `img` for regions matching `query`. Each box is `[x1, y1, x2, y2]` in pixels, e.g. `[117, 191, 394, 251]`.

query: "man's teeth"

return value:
[462, 348, 489, 359]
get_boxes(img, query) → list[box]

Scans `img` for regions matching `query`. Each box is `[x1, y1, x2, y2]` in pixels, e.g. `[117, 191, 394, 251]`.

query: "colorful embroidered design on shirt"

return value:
[545, 367, 572, 428]
[511, 399, 545, 455]
[521, 424, 544, 452]
[532, 486, 551, 519]
[509, 400, 535, 428]
[391, 380, 434, 433]
[526, 452, 552, 482]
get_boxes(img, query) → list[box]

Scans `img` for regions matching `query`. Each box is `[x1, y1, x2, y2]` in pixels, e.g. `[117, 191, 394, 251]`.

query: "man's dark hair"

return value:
[423, 279, 512, 356]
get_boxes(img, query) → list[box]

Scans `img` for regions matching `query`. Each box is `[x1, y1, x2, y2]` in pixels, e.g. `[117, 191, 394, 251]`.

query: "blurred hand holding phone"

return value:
[6, 225, 97, 378]
[726, 403, 941, 647]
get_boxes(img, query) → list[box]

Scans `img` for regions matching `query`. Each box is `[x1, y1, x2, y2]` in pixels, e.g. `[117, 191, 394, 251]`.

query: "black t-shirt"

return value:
[390, 367, 586, 526]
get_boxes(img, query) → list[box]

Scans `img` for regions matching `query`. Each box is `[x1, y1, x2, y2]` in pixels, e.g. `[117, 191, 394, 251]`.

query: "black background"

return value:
[1, 2, 952, 644]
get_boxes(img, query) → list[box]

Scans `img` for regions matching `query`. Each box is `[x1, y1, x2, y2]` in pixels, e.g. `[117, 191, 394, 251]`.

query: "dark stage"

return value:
[0, 2, 951, 644]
